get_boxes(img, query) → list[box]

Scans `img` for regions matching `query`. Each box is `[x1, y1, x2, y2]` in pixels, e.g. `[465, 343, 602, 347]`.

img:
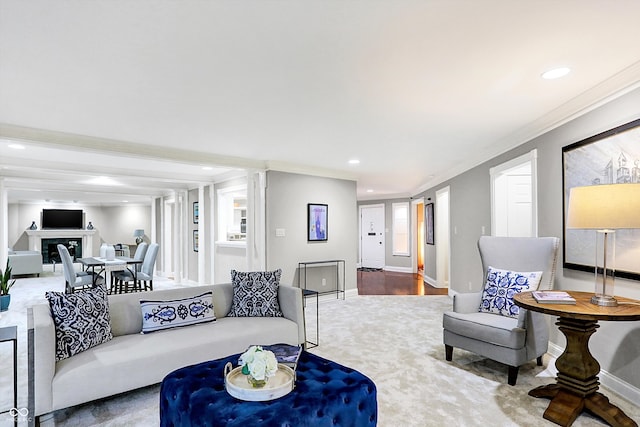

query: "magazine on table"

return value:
[250, 343, 303, 369]
[531, 291, 576, 304]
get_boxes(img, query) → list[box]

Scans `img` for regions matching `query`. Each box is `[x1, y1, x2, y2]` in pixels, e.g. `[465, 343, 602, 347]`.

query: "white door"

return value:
[360, 205, 385, 269]
[491, 149, 537, 237]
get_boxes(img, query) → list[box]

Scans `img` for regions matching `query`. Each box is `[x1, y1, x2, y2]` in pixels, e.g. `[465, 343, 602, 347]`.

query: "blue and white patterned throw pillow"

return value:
[46, 284, 113, 361]
[479, 266, 543, 318]
[140, 292, 215, 334]
[227, 269, 283, 317]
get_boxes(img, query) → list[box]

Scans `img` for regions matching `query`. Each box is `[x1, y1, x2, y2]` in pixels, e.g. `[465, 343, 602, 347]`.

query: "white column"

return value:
[0, 178, 8, 269]
[208, 184, 215, 284]
[198, 185, 206, 284]
[246, 170, 266, 271]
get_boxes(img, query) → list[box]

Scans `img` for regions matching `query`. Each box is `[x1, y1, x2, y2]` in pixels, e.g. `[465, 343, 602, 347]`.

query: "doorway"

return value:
[435, 187, 450, 288]
[491, 149, 538, 237]
[359, 204, 385, 269]
[412, 198, 424, 275]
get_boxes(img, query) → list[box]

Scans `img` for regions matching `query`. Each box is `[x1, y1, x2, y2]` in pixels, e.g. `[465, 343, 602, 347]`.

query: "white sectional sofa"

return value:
[29, 283, 305, 421]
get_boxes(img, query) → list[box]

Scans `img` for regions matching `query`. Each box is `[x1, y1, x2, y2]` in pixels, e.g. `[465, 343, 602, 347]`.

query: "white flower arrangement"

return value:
[239, 345, 278, 381]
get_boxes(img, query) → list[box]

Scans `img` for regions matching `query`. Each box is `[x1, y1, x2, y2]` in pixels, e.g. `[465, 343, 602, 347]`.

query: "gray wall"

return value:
[418, 86, 640, 389]
[266, 171, 358, 291]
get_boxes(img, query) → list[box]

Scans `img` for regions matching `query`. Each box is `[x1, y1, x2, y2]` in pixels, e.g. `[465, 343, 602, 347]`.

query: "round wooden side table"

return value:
[514, 291, 640, 427]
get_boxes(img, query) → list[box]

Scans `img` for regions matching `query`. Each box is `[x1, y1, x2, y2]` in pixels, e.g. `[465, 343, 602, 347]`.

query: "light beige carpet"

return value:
[1, 274, 639, 426]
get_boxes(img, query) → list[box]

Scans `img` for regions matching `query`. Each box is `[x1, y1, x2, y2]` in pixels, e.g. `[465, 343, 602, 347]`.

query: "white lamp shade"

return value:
[567, 183, 640, 229]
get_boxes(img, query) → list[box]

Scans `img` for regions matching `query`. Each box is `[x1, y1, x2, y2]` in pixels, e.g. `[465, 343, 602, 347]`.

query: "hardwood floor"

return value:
[357, 269, 449, 296]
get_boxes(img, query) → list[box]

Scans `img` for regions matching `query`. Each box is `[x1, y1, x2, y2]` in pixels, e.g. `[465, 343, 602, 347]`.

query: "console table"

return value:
[297, 259, 345, 300]
[514, 291, 640, 427]
[297, 260, 346, 348]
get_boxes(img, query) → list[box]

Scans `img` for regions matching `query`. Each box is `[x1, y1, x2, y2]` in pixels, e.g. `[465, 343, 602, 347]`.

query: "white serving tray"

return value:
[224, 363, 295, 401]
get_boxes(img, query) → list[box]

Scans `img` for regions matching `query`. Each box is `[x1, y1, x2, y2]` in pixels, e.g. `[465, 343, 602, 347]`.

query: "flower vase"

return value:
[247, 375, 268, 388]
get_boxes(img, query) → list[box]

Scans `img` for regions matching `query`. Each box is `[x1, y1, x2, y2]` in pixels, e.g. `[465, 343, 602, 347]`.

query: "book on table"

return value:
[531, 291, 576, 304]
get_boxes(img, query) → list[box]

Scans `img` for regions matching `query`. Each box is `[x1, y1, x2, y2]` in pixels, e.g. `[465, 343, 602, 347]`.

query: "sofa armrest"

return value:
[452, 292, 482, 313]
[29, 304, 57, 416]
[278, 285, 305, 345]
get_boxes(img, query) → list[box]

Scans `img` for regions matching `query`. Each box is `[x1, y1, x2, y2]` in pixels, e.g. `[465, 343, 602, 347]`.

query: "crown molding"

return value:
[412, 60, 640, 196]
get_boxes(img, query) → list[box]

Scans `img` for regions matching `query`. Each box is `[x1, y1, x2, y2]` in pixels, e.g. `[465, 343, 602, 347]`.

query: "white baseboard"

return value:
[423, 274, 437, 287]
[384, 265, 413, 273]
[547, 342, 640, 404]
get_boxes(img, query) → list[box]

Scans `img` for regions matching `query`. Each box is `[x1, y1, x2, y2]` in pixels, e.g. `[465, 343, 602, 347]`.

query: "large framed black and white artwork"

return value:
[308, 203, 328, 242]
[562, 117, 640, 281]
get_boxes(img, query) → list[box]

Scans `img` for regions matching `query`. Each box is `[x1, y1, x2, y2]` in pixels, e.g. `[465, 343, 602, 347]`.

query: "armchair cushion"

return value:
[478, 266, 542, 318]
[443, 311, 525, 349]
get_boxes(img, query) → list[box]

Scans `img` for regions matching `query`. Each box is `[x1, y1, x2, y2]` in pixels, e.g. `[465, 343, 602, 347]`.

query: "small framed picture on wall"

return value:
[308, 203, 328, 242]
[193, 202, 199, 224]
[193, 230, 199, 252]
[426, 203, 434, 245]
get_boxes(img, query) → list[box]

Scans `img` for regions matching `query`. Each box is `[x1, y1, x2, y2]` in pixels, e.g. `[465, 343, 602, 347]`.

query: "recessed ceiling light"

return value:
[348, 159, 360, 165]
[542, 67, 570, 80]
[202, 166, 213, 170]
[366, 189, 374, 193]
[8, 143, 25, 150]
[122, 200, 129, 203]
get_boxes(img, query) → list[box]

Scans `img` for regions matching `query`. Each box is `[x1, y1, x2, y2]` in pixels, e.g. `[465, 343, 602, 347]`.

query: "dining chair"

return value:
[113, 243, 158, 293]
[57, 244, 102, 294]
[110, 242, 148, 293]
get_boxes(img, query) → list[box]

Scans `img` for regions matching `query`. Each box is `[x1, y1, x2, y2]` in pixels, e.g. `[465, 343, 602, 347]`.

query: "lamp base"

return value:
[590, 295, 618, 307]
[135, 237, 143, 244]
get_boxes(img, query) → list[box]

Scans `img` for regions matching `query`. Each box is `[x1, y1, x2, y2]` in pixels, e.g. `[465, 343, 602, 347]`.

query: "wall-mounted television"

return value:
[42, 209, 84, 229]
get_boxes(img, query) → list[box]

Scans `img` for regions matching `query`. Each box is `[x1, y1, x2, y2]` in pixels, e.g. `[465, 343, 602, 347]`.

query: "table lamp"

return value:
[567, 183, 640, 306]
[133, 229, 145, 245]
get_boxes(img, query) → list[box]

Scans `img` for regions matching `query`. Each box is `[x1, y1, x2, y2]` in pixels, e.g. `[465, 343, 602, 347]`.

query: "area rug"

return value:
[1, 275, 638, 426]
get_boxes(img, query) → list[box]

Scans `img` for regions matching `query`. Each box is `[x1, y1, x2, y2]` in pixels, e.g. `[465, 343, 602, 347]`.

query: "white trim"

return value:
[423, 274, 437, 287]
[411, 197, 424, 274]
[547, 342, 640, 405]
[384, 265, 412, 273]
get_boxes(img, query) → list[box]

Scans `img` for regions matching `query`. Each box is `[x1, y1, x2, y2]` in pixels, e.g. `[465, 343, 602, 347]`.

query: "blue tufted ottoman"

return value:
[159, 351, 377, 427]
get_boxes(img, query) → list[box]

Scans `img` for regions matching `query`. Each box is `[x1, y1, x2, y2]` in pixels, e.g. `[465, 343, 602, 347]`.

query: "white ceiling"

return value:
[2, 0, 640, 205]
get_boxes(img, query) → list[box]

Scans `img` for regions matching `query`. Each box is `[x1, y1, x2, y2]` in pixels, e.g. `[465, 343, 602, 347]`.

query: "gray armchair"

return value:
[442, 236, 559, 385]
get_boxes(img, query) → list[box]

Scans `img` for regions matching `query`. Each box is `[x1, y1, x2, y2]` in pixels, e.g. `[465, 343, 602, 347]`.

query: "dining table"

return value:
[77, 256, 143, 291]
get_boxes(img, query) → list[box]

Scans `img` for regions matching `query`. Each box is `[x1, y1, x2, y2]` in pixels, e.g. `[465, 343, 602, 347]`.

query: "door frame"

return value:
[490, 149, 538, 237]
[435, 186, 450, 289]
[411, 197, 424, 274]
[358, 203, 385, 268]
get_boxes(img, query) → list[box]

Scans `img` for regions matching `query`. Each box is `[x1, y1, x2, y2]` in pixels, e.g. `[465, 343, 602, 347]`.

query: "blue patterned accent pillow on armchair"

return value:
[478, 266, 543, 318]
[46, 284, 113, 361]
[228, 269, 283, 317]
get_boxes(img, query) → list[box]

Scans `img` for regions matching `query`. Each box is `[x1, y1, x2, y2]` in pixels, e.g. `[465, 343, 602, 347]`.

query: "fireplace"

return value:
[42, 238, 83, 264]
